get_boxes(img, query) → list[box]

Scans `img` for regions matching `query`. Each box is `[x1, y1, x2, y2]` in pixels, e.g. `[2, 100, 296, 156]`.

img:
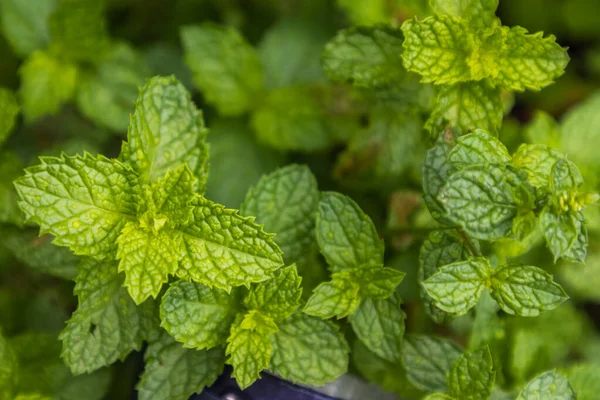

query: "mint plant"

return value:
[2, 0, 600, 399]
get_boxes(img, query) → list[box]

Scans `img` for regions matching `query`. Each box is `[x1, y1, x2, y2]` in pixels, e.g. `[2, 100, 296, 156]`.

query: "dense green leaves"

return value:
[430, 0, 499, 30]
[244, 265, 302, 320]
[516, 371, 575, 400]
[448, 347, 495, 400]
[303, 273, 361, 319]
[448, 129, 511, 168]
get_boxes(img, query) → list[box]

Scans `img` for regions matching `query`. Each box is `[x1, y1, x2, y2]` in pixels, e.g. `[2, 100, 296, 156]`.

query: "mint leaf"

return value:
[512, 144, 563, 188]
[322, 26, 405, 88]
[356, 266, 405, 299]
[559, 92, 600, 171]
[423, 257, 492, 315]
[48, 0, 109, 62]
[563, 211, 587, 262]
[426, 81, 503, 134]
[60, 258, 156, 374]
[540, 206, 578, 261]
[0, 330, 17, 400]
[270, 313, 349, 386]
[401, 334, 462, 392]
[448, 346, 495, 400]
[490, 264, 569, 316]
[0, 88, 19, 146]
[303, 272, 361, 319]
[181, 23, 264, 116]
[116, 223, 179, 304]
[160, 280, 239, 350]
[76, 42, 150, 132]
[18, 51, 78, 121]
[524, 111, 561, 147]
[493, 26, 569, 91]
[517, 370, 575, 400]
[177, 195, 284, 291]
[349, 293, 405, 362]
[512, 210, 538, 241]
[244, 265, 302, 321]
[439, 165, 534, 240]
[226, 314, 276, 389]
[423, 129, 458, 223]
[564, 364, 600, 400]
[401, 15, 473, 85]
[122, 76, 209, 189]
[0, 0, 55, 56]
[14, 153, 138, 259]
[430, 0, 499, 30]
[137, 330, 224, 400]
[316, 192, 384, 272]
[241, 165, 319, 267]
[550, 159, 583, 192]
[448, 129, 511, 168]
[419, 231, 476, 323]
[251, 85, 331, 151]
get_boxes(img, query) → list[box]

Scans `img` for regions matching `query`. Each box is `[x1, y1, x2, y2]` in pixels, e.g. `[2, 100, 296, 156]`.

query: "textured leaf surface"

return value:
[517, 371, 575, 400]
[356, 266, 406, 299]
[423, 258, 492, 315]
[550, 159, 583, 192]
[562, 211, 587, 262]
[448, 129, 511, 168]
[401, 334, 462, 392]
[177, 195, 284, 291]
[181, 24, 264, 116]
[138, 330, 224, 400]
[430, 0, 498, 30]
[123, 76, 209, 189]
[0, 88, 19, 146]
[402, 15, 474, 85]
[512, 144, 563, 188]
[60, 258, 156, 374]
[303, 273, 361, 319]
[426, 81, 503, 134]
[160, 280, 240, 349]
[423, 129, 458, 223]
[245, 265, 302, 321]
[490, 264, 569, 316]
[15, 153, 138, 259]
[18, 51, 78, 121]
[316, 192, 383, 272]
[349, 293, 405, 362]
[241, 165, 319, 267]
[419, 230, 475, 323]
[0, 0, 55, 56]
[322, 26, 405, 87]
[448, 347, 495, 400]
[439, 165, 534, 240]
[540, 207, 578, 261]
[270, 313, 349, 386]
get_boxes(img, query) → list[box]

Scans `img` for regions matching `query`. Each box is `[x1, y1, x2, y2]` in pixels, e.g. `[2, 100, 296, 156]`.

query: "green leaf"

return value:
[517, 371, 575, 400]
[226, 315, 275, 389]
[241, 165, 320, 267]
[137, 330, 225, 400]
[401, 15, 474, 85]
[0, 151, 25, 225]
[423, 394, 455, 400]
[563, 364, 600, 400]
[426, 81, 503, 134]
[490, 264, 569, 316]
[423, 257, 492, 315]
[322, 26, 405, 88]
[0, 330, 17, 400]
[14, 153, 138, 259]
[316, 191, 384, 272]
[349, 293, 405, 362]
[176, 195, 284, 291]
[562, 211, 587, 262]
[181, 23, 264, 116]
[419, 230, 476, 323]
[251, 85, 331, 151]
[18, 51, 78, 122]
[270, 313, 349, 386]
[122, 75, 209, 190]
[448, 129, 511, 168]
[423, 129, 458, 223]
[60, 258, 157, 374]
[356, 266, 406, 299]
[512, 210, 538, 241]
[160, 280, 240, 350]
[76, 42, 150, 132]
[48, 0, 110, 62]
[438, 165, 534, 240]
[401, 334, 462, 392]
[244, 265, 303, 321]
[540, 206, 578, 261]
[512, 144, 564, 188]
[492, 26, 569, 91]
[0, 88, 19, 146]
[0, 0, 55, 57]
[559, 92, 600, 172]
[550, 159, 583, 192]
[303, 273, 361, 319]
[448, 346, 495, 400]
[524, 111, 561, 147]
[430, 0, 499, 30]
